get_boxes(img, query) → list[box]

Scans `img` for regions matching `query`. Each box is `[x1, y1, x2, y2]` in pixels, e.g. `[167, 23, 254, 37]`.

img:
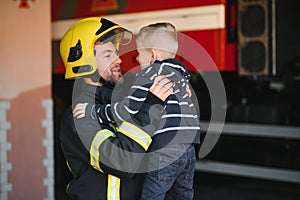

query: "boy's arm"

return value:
[73, 75, 173, 133]
[72, 76, 153, 123]
[111, 74, 172, 123]
[94, 90, 165, 130]
[72, 95, 159, 126]
[99, 76, 172, 135]
[73, 102, 115, 124]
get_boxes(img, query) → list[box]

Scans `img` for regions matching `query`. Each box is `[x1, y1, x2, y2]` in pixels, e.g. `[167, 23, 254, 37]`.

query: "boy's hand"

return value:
[73, 103, 88, 119]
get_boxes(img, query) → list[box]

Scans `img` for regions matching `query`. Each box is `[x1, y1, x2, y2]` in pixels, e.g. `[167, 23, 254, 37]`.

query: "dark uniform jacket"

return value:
[59, 80, 156, 200]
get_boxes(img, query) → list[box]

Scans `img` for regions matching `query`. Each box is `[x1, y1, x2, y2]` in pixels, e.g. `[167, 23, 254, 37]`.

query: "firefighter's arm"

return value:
[61, 107, 151, 178]
[87, 122, 152, 178]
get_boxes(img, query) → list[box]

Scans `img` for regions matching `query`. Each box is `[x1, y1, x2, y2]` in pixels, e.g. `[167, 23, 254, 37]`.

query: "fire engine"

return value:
[52, 0, 300, 195]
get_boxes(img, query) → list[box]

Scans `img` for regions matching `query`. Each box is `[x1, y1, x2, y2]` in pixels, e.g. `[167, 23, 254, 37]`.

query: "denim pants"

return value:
[141, 144, 196, 200]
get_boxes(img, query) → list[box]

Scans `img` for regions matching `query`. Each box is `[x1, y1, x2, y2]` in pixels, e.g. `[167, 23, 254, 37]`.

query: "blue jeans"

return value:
[141, 144, 196, 200]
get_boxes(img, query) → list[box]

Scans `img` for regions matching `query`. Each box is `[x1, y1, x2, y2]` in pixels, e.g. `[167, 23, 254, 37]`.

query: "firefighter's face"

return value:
[94, 42, 122, 83]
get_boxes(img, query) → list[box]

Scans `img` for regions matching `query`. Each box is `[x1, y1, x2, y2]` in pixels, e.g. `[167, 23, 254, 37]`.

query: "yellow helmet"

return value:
[60, 17, 132, 79]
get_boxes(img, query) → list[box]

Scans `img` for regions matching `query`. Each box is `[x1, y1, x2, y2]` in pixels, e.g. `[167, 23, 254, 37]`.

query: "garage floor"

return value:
[56, 171, 300, 200]
[192, 172, 300, 200]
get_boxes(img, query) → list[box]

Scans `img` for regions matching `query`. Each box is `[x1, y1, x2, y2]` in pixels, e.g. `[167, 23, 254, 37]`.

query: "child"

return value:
[74, 22, 200, 200]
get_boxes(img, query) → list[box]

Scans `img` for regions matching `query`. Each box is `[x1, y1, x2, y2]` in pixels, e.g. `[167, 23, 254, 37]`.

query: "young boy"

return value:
[74, 22, 200, 200]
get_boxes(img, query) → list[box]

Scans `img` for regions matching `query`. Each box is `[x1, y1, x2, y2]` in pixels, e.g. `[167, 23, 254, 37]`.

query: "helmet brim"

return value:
[96, 26, 133, 46]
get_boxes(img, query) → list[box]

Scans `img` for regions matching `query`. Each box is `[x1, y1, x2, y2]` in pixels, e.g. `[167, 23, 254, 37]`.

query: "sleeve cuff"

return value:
[85, 103, 96, 119]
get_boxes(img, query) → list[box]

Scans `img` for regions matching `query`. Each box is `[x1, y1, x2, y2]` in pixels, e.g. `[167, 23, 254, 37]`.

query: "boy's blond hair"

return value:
[136, 22, 178, 58]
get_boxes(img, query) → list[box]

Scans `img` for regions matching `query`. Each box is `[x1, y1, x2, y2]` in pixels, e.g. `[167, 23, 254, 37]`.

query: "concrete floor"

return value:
[56, 171, 300, 200]
[192, 172, 300, 200]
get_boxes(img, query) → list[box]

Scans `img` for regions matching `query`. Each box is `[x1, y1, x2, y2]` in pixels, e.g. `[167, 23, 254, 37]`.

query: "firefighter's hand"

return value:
[73, 103, 88, 119]
[186, 84, 192, 97]
[150, 75, 173, 101]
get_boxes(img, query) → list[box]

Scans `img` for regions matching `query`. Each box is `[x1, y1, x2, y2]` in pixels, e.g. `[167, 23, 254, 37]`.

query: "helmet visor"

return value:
[97, 27, 132, 46]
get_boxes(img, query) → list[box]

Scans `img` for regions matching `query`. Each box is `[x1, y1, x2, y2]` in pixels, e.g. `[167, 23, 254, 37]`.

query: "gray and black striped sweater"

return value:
[93, 59, 201, 151]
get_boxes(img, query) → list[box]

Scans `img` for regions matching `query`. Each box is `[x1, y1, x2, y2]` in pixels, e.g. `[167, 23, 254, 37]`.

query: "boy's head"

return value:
[136, 22, 178, 68]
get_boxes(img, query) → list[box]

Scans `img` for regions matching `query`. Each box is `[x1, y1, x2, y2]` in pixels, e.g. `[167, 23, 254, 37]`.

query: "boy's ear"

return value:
[151, 49, 157, 61]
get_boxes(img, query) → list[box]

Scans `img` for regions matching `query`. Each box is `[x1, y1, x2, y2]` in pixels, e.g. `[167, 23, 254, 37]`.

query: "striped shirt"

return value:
[95, 59, 201, 149]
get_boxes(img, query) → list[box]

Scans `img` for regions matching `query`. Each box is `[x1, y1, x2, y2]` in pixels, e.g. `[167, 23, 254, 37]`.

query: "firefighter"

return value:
[59, 17, 172, 199]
